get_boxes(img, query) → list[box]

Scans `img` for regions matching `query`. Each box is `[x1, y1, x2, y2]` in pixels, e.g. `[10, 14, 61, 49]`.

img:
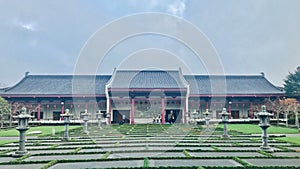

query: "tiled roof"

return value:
[108, 70, 188, 89]
[0, 87, 7, 94]
[184, 75, 283, 95]
[3, 75, 111, 95]
[0, 72, 283, 96]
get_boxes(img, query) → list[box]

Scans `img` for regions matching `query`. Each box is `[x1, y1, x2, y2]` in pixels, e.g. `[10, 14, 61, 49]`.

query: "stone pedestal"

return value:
[61, 109, 73, 141]
[82, 109, 89, 134]
[203, 109, 211, 133]
[221, 108, 230, 138]
[12, 107, 33, 157]
[257, 105, 274, 153]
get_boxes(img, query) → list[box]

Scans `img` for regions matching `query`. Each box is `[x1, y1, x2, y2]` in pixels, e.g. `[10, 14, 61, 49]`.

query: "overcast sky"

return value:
[0, 0, 299, 87]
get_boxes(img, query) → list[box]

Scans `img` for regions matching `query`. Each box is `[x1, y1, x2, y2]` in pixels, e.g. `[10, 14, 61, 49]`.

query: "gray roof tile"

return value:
[3, 75, 111, 95]
[184, 75, 283, 95]
[108, 70, 187, 89]
[0, 72, 283, 96]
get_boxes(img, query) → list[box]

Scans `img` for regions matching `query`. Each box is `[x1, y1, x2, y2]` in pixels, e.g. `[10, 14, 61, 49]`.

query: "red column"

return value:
[61, 103, 64, 120]
[161, 97, 165, 124]
[37, 103, 41, 121]
[206, 101, 209, 109]
[130, 98, 135, 125]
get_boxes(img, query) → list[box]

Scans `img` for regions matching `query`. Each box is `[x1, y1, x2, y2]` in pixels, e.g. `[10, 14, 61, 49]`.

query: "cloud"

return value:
[167, 0, 186, 17]
[13, 19, 38, 31]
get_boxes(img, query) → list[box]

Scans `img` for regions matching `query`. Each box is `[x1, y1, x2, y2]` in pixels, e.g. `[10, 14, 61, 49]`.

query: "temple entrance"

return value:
[53, 112, 61, 120]
[112, 110, 130, 124]
[231, 110, 240, 119]
[165, 109, 182, 123]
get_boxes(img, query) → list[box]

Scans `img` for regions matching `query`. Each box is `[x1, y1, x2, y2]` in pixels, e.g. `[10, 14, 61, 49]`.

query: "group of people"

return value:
[166, 113, 175, 124]
[152, 113, 176, 124]
[152, 114, 162, 124]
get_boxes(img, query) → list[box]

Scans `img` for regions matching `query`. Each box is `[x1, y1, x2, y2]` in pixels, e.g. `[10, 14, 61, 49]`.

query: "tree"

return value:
[264, 97, 283, 126]
[284, 67, 300, 99]
[0, 97, 11, 128]
[9, 102, 39, 127]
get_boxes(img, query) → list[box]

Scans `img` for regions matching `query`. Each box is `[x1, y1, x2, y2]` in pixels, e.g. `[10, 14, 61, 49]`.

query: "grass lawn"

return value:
[218, 124, 299, 134]
[0, 125, 82, 137]
[0, 140, 16, 146]
[275, 137, 300, 145]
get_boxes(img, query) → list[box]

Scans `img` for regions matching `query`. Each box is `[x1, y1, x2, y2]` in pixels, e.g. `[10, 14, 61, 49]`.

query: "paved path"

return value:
[0, 136, 38, 140]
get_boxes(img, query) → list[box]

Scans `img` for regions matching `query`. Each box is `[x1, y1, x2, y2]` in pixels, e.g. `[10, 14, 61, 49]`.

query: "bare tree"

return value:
[264, 97, 283, 126]
[9, 102, 38, 127]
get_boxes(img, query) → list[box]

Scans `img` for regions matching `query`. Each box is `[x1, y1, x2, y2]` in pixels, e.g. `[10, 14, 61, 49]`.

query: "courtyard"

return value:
[0, 123, 299, 169]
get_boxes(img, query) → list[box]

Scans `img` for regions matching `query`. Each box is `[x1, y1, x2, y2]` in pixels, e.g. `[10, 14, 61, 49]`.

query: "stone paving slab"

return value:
[58, 144, 98, 148]
[27, 139, 62, 142]
[0, 163, 46, 169]
[27, 146, 53, 150]
[118, 142, 176, 146]
[149, 146, 214, 151]
[0, 147, 17, 150]
[0, 145, 51, 150]
[244, 158, 300, 166]
[189, 152, 264, 157]
[286, 147, 300, 151]
[60, 142, 94, 145]
[24, 154, 104, 162]
[179, 142, 232, 146]
[6, 142, 61, 146]
[273, 152, 300, 157]
[79, 148, 106, 153]
[96, 140, 178, 144]
[101, 146, 147, 151]
[217, 147, 281, 151]
[0, 157, 14, 163]
[150, 159, 243, 167]
[28, 149, 75, 155]
[239, 143, 291, 146]
[48, 160, 144, 169]
[108, 152, 185, 158]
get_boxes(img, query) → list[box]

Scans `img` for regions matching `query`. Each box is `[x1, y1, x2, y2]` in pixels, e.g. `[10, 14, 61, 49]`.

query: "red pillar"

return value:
[130, 98, 135, 125]
[250, 102, 253, 119]
[206, 101, 209, 109]
[61, 103, 64, 120]
[37, 103, 41, 121]
[161, 97, 165, 124]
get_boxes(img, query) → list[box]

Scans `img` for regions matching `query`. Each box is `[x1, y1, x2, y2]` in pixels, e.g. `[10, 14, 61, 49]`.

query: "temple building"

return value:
[0, 69, 284, 124]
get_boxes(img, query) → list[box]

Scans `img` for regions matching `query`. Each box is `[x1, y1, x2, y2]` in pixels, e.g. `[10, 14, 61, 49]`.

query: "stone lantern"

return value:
[82, 109, 89, 134]
[96, 110, 103, 129]
[257, 105, 274, 152]
[60, 109, 73, 141]
[221, 108, 230, 138]
[203, 109, 211, 132]
[13, 107, 34, 157]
